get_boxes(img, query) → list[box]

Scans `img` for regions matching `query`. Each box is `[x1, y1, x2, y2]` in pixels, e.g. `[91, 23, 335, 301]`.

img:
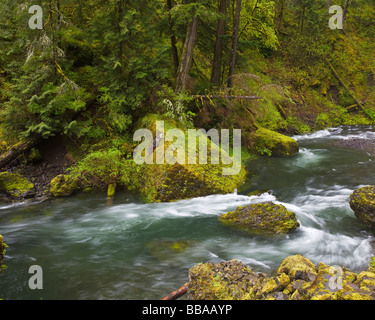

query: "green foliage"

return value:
[70, 149, 124, 187]
[157, 85, 195, 127]
[0, 0, 374, 159]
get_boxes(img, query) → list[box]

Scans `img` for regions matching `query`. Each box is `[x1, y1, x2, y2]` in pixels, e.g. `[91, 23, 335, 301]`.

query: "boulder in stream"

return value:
[219, 202, 300, 235]
[249, 128, 299, 157]
[135, 114, 247, 202]
[50, 174, 79, 198]
[349, 185, 375, 228]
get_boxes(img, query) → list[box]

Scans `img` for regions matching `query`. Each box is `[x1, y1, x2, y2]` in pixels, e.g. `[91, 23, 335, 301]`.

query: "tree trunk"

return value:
[210, 0, 229, 86]
[175, 16, 199, 92]
[0, 138, 39, 169]
[167, 0, 179, 73]
[48, 1, 57, 81]
[276, 0, 285, 33]
[227, 0, 242, 89]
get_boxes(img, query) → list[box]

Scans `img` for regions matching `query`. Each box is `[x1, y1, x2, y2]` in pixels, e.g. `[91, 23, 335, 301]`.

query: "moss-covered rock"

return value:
[135, 114, 247, 202]
[188, 260, 269, 300]
[107, 183, 116, 199]
[50, 174, 79, 197]
[349, 186, 375, 228]
[0, 172, 34, 199]
[145, 240, 192, 261]
[0, 234, 6, 274]
[249, 128, 299, 157]
[277, 255, 317, 281]
[219, 202, 300, 235]
[187, 255, 375, 300]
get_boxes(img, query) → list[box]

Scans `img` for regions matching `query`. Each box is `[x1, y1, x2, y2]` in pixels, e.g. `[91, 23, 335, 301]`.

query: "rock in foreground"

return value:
[0, 172, 34, 199]
[187, 255, 375, 300]
[350, 185, 375, 228]
[219, 202, 300, 235]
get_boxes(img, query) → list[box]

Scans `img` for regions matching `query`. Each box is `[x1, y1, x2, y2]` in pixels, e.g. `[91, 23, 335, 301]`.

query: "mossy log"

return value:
[326, 59, 367, 115]
[0, 138, 39, 169]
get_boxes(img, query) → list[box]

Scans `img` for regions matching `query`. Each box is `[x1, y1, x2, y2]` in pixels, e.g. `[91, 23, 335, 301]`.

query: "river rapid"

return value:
[1, 126, 375, 300]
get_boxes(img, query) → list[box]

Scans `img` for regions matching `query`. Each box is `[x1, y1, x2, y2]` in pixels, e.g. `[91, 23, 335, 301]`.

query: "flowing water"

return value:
[1, 126, 375, 300]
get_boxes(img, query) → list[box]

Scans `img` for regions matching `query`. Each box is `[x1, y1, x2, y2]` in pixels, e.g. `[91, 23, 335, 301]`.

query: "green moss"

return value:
[0, 172, 34, 198]
[220, 202, 300, 235]
[349, 186, 375, 228]
[145, 240, 192, 260]
[107, 183, 116, 199]
[50, 174, 79, 197]
[286, 116, 311, 134]
[249, 128, 299, 157]
[135, 114, 247, 203]
[188, 260, 267, 300]
[277, 255, 317, 281]
[0, 234, 8, 273]
[188, 255, 375, 300]
[369, 257, 375, 270]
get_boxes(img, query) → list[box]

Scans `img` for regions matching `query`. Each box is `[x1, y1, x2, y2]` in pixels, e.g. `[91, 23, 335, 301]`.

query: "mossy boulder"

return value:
[0, 172, 34, 199]
[350, 186, 375, 228]
[50, 174, 79, 197]
[249, 128, 299, 157]
[135, 114, 247, 202]
[219, 202, 300, 235]
[0, 234, 6, 273]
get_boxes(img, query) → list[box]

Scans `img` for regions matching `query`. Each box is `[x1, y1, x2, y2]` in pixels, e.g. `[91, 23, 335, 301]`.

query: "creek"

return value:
[0, 125, 375, 300]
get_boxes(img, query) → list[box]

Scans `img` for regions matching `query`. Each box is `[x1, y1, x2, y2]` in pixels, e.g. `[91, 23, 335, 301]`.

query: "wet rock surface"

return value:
[334, 138, 375, 155]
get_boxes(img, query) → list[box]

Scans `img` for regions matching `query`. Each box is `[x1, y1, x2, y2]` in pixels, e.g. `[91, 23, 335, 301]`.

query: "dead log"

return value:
[0, 138, 39, 169]
[326, 59, 366, 114]
[162, 283, 188, 301]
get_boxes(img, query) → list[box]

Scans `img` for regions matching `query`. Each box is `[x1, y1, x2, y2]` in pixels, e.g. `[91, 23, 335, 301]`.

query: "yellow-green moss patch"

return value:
[220, 202, 300, 235]
[0, 172, 34, 199]
[50, 174, 79, 197]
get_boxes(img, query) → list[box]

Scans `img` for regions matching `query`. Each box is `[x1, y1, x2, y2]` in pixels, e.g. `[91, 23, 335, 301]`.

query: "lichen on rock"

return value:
[349, 185, 375, 228]
[219, 202, 300, 235]
[0, 172, 34, 199]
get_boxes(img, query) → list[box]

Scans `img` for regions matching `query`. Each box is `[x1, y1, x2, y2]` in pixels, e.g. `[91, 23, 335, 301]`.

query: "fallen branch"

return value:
[194, 95, 262, 100]
[162, 283, 188, 301]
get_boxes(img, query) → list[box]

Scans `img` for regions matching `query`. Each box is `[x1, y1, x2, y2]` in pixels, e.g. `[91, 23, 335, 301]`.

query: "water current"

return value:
[1, 126, 375, 300]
